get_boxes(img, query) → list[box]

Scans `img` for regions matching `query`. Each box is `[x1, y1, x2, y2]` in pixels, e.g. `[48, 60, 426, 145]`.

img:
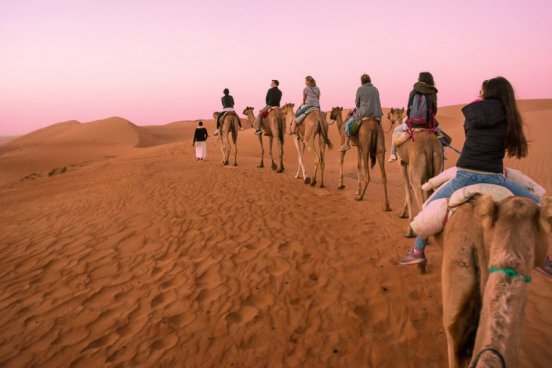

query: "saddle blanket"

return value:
[410, 168, 545, 239]
[296, 107, 320, 125]
[261, 107, 280, 118]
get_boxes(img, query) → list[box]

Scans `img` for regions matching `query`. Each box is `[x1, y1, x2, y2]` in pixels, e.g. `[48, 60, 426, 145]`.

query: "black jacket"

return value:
[193, 127, 208, 143]
[456, 99, 507, 173]
[266, 87, 282, 107]
[221, 95, 234, 108]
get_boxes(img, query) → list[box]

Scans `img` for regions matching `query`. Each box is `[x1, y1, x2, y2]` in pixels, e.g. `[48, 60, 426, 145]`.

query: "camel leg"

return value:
[268, 136, 277, 171]
[293, 137, 309, 183]
[224, 134, 231, 165]
[441, 232, 480, 368]
[399, 195, 409, 218]
[276, 135, 285, 173]
[319, 134, 326, 188]
[401, 163, 416, 238]
[233, 135, 238, 166]
[377, 153, 391, 211]
[409, 164, 426, 217]
[257, 134, 264, 168]
[355, 148, 363, 196]
[337, 150, 346, 190]
[355, 149, 370, 201]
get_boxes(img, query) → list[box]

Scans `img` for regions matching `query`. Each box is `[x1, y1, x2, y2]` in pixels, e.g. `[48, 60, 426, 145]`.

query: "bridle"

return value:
[469, 348, 506, 368]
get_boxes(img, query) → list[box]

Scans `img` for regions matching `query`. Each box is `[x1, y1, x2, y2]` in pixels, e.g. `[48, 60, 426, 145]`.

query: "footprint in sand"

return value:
[225, 305, 259, 326]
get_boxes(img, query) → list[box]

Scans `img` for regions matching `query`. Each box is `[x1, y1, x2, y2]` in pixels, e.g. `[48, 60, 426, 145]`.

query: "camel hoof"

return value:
[405, 229, 416, 238]
[223, 161, 229, 166]
[257, 163, 264, 168]
[271, 163, 277, 170]
[384, 206, 391, 212]
[310, 180, 317, 187]
[399, 213, 408, 219]
[304, 177, 311, 185]
[276, 168, 284, 173]
[234, 163, 238, 167]
[354, 196, 363, 201]
[319, 184, 325, 189]
[337, 185, 345, 190]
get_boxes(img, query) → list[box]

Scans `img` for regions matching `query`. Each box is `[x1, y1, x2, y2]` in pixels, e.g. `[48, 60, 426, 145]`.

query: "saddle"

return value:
[347, 117, 380, 137]
[392, 128, 430, 147]
[410, 167, 545, 239]
[295, 107, 320, 125]
[261, 107, 280, 119]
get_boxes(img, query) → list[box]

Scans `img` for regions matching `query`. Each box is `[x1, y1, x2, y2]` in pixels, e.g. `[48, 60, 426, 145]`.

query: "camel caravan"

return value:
[206, 74, 551, 368]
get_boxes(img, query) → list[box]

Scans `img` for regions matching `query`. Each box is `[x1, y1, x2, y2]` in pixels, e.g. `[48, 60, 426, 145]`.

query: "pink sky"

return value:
[1, 0, 551, 135]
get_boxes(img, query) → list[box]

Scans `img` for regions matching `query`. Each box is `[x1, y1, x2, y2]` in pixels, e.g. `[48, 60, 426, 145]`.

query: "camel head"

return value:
[242, 106, 255, 125]
[329, 106, 343, 120]
[281, 103, 295, 114]
[281, 103, 295, 122]
[242, 106, 254, 116]
[477, 195, 552, 269]
[212, 112, 220, 119]
[387, 107, 405, 126]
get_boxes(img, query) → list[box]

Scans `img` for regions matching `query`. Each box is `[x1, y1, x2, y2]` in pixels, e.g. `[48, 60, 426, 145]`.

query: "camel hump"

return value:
[411, 184, 514, 239]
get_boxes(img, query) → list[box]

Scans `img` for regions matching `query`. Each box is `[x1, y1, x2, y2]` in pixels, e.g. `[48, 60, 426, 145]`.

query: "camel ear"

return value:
[476, 194, 497, 230]
[539, 196, 552, 232]
[401, 107, 405, 113]
[535, 196, 552, 266]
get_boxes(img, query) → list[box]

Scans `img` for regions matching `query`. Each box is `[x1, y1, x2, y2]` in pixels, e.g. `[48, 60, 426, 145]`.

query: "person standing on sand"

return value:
[255, 80, 283, 135]
[193, 121, 208, 161]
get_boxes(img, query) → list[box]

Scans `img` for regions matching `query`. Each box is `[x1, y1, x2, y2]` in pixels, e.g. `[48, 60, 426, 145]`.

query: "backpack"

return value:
[407, 93, 435, 128]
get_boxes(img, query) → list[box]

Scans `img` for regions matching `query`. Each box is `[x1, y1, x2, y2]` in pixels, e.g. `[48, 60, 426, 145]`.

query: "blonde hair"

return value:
[305, 75, 316, 87]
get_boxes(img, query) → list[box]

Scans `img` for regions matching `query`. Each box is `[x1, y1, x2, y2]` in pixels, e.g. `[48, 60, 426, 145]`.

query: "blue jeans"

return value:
[413, 169, 540, 251]
[295, 104, 318, 117]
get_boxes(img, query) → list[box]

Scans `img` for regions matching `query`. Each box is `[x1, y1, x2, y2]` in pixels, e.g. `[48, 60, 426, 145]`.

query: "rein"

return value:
[489, 267, 532, 283]
[469, 348, 506, 368]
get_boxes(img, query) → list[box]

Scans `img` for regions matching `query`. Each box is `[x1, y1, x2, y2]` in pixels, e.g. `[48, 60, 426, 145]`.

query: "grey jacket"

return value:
[355, 83, 382, 119]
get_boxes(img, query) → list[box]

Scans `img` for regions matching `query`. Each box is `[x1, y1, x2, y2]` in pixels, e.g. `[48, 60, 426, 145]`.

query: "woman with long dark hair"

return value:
[400, 76, 538, 265]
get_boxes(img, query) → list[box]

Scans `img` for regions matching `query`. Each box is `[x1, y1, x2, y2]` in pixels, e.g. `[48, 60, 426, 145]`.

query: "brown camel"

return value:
[213, 112, 239, 166]
[397, 129, 444, 237]
[435, 195, 551, 368]
[329, 107, 390, 209]
[281, 103, 333, 188]
[242, 107, 285, 172]
[387, 107, 405, 129]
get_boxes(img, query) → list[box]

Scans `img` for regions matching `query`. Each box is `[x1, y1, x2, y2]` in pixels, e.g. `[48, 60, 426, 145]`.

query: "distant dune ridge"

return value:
[0, 100, 550, 367]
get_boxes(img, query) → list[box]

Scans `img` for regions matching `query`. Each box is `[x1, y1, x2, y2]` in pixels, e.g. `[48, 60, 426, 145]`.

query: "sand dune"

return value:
[0, 100, 550, 367]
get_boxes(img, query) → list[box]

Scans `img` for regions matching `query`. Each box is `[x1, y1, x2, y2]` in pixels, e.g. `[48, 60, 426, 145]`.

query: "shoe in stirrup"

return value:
[388, 153, 398, 162]
[338, 144, 351, 152]
[399, 249, 426, 265]
[214, 129, 220, 136]
[536, 256, 552, 278]
[255, 129, 262, 135]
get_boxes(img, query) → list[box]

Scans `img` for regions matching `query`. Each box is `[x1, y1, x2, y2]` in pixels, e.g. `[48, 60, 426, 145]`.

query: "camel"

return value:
[281, 103, 333, 188]
[397, 128, 444, 237]
[242, 106, 285, 173]
[329, 107, 390, 210]
[435, 195, 551, 368]
[387, 107, 405, 129]
[213, 111, 239, 166]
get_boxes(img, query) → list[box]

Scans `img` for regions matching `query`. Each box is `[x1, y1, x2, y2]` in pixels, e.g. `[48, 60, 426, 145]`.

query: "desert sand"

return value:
[0, 100, 550, 367]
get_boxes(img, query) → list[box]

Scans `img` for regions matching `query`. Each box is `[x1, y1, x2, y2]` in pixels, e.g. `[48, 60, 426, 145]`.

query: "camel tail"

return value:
[231, 116, 238, 141]
[369, 126, 378, 169]
[318, 117, 333, 150]
[278, 114, 285, 143]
